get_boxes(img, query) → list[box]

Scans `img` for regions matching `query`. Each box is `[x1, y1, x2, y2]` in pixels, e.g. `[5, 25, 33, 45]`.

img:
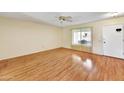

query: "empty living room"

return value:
[0, 12, 124, 81]
[0, 0, 124, 93]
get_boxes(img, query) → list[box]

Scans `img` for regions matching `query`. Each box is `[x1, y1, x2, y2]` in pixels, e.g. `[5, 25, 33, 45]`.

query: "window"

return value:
[72, 28, 92, 46]
[72, 29, 81, 45]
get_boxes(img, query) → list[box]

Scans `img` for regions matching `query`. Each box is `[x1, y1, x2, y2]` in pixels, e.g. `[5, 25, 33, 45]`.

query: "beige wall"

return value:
[0, 16, 62, 60]
[1, 16, 124, 60]
[62, 16, 124, 55]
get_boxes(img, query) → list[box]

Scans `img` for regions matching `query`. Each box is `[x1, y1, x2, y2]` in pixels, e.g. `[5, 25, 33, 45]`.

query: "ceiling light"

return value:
[111, 12, 119, 17]
[111, 12, 124, 17]
[103, 12, 124, 18]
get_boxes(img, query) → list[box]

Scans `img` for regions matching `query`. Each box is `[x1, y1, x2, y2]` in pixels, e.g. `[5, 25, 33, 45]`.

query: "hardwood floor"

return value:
[0, 48, 124, 81]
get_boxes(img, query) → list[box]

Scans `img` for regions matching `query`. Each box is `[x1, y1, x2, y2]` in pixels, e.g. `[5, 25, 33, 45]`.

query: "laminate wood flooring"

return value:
[0, 48, 124, 80]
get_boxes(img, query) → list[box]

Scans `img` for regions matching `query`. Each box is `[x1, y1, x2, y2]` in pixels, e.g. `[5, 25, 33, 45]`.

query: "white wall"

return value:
[0, 16, 62, 60]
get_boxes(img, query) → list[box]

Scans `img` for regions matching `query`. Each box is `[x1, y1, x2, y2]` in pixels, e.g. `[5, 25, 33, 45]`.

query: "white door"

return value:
[103, 25, 124, 59]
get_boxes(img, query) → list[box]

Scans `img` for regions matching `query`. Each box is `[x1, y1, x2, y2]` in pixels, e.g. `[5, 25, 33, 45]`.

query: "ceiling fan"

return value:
[57, 16, 72, 23]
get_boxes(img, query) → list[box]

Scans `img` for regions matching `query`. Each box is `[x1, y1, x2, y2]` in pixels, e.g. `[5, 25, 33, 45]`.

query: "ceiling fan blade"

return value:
[66, 19, 72, 22]
[55, 16, 72, 23]
[65, 16, 72, 19]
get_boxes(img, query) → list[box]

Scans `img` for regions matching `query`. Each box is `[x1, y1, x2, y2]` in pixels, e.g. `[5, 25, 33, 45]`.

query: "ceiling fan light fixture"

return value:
[57, 16, 72, 23]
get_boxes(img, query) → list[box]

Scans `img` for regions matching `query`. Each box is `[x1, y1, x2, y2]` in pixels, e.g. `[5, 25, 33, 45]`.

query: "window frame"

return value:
[71, 27, 93, 47]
